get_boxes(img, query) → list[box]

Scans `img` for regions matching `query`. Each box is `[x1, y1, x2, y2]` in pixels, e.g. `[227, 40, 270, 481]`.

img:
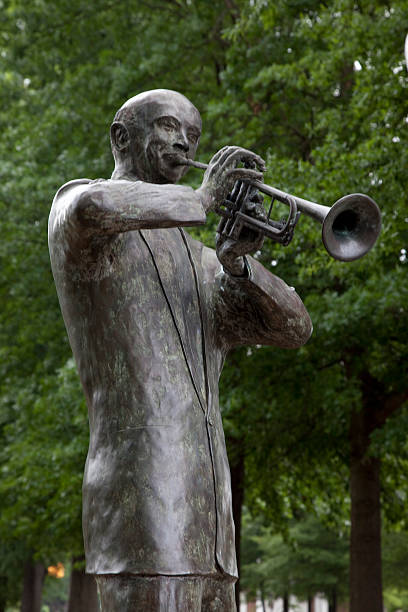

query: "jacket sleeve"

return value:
[200, 245, 312, 350]
[49, 178, 206, 245]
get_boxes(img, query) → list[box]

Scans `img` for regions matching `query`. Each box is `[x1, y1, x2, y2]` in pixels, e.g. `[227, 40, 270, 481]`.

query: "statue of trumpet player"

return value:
[48, 88, 314, 611]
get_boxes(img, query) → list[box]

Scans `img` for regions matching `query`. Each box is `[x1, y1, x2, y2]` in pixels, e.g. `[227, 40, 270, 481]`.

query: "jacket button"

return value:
[208, 416, 214, 426]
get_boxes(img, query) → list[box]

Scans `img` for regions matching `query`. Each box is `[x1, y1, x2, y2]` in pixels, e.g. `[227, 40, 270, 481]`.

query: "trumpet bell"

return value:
[322, 193, 382, 262]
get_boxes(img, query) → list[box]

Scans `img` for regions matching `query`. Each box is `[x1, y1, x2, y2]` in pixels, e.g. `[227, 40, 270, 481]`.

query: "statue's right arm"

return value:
[51, 179, 207, 239]
[50, 146, 267, 241]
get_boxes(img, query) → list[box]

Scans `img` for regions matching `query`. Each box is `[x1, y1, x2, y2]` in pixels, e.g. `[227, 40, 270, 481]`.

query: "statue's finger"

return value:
[220, 148, 265, 173]
[214, 146, 243, 168]
[225, 168, 264, 182]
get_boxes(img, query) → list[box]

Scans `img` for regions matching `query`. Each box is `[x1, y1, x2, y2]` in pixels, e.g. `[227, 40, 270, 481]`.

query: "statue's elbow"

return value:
[300, 314, 313, 346]
[289, 311, 313, 348]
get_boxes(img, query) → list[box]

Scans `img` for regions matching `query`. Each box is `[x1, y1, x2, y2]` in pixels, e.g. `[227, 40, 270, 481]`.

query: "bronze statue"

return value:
[48, 89, 312, 611]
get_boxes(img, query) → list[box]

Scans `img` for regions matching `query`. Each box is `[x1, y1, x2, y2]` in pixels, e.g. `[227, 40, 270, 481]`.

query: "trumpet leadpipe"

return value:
[177, 158, 209, 170]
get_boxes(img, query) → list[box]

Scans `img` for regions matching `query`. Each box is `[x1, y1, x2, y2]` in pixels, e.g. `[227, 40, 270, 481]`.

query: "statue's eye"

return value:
[187, 131, 199, 145]
[157, 117, 178, 131]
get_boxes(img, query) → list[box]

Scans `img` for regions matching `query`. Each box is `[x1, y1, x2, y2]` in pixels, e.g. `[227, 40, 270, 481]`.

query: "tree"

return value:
[382, 530, 408, 612]
[0, 1, 407, 609]
[67, 557, 99, 612]
[217, 2, 408, 610]
[241, 513, 348, 611]
[20, 560, 46, 612]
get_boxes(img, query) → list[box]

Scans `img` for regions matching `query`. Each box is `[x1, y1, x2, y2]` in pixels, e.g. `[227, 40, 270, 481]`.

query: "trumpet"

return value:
[180, 158, 381, 262]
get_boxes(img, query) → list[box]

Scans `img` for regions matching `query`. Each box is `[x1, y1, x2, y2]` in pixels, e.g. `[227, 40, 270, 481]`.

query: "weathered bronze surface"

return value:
[48, 89, 312, 610]
[95, 574, 236, 611]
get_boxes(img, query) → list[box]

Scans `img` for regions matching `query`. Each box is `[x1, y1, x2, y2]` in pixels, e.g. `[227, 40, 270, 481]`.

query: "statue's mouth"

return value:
[163, 153, 188, 167]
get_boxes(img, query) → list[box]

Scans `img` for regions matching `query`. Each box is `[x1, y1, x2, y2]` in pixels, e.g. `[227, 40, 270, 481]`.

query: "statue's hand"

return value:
[196, 146, 265, 213]
[216, 192, 266, 277]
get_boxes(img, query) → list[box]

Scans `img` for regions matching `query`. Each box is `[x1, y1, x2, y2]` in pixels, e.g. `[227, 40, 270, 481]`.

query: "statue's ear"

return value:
[111, 121, 130, 152]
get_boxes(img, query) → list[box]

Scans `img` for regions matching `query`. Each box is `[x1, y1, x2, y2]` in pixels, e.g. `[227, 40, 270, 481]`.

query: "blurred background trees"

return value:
[0, 0, 407, 610]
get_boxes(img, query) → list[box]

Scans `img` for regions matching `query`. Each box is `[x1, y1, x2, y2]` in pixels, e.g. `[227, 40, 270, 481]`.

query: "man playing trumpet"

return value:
[48, 89, 312, 611]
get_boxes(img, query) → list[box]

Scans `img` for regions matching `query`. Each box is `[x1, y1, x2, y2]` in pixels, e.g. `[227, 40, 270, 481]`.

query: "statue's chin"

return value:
[132, 148, 184, 184]
[153, 161, 183, 185]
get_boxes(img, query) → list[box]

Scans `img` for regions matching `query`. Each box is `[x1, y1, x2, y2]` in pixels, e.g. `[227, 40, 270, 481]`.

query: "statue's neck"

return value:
[110, 159, 166, 184]
[111, 168, 140, 181]
[111, 156, 142, 181]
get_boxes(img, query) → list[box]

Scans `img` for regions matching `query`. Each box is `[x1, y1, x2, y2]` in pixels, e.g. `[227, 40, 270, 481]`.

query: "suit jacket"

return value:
[48, 177, 312, 577]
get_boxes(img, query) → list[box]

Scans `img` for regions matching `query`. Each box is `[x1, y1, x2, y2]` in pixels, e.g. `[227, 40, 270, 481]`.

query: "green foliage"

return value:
[384, 588, 408, 612]
[0, 360, 87, 561]
[0, 0, 408, 605]
[240, 512, 348, 603]
[41, 564, 70, 610]
[218, 0, 408, 536]
[382, 531, 408, 611]
[383, 531, 408, 592]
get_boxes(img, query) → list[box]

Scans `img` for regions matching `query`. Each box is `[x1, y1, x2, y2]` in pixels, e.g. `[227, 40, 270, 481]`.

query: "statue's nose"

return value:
[173, 133, 189, 153]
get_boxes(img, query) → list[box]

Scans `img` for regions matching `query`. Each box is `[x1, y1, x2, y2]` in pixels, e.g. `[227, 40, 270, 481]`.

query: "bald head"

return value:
[113, 89, 201, 133]
[110, 90, 202, 183]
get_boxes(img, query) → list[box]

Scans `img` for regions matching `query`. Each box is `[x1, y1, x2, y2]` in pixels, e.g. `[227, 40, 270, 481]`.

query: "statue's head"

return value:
[110, 89, 202, 183]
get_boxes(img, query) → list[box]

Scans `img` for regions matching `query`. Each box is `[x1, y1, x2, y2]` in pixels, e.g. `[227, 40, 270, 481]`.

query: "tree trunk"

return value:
[49, 600, 67, 612]
[229, 439, 245, 611]
[0, 576, 6, 612]
[308, 595, 315, 612]
[349, 405, 383, 612]
[328, 586, 337, 612]
[283, 593, 289, 612]
[67, 557, 99, 612]
[20, 560, 45, 612]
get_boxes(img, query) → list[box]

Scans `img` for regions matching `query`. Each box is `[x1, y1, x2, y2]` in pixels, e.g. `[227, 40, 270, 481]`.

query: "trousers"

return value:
[95, 573, 237, 611]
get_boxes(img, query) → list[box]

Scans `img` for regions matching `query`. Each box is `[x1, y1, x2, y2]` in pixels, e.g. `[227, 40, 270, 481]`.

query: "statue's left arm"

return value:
[212, 255, 312, 350]
[201, 185, 311, 349]
[195, 239, 312, 351]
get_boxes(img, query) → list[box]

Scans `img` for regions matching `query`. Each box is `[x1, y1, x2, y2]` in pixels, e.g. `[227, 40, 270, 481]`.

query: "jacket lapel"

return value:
[139, 228, 207, 414]
[178, 229, 211, 409]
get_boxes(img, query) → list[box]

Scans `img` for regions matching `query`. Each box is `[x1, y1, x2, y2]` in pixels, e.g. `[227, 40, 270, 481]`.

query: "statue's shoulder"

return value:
[54, 178, 94, 201]
[50, 179, 105, 239]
